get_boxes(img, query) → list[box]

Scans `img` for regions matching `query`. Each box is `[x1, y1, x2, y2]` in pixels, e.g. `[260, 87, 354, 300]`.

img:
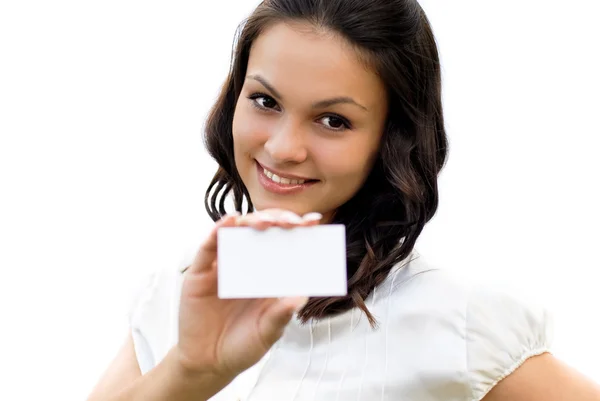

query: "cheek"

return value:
[313, 138, 380, 182]
[232, 106, 271, 153]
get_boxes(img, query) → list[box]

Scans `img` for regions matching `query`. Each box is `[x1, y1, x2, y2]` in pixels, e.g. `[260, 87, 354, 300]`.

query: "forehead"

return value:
[246, 21, 386, 108]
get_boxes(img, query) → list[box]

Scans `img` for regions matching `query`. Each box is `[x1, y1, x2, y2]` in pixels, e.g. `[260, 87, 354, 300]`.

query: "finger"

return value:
[252, 210, 305, 229]
[235, 212, 276, 230]
[257, 296, 309, 348]
[182, 261, 218, 297]
[237, 211, 304, 229]
[276, 211, 322, 228]
[302, 212, 323, 226]
[188, 214, 238, 274]
[276, 211, 305, 229]
[235, 210, 319, 230]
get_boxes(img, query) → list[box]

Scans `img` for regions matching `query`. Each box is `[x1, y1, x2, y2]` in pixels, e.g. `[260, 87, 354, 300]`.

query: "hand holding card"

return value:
[175, 209, 342, 381]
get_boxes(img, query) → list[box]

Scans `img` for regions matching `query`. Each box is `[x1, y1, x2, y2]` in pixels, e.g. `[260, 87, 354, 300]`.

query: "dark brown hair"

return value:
[203, 0, 448, 325]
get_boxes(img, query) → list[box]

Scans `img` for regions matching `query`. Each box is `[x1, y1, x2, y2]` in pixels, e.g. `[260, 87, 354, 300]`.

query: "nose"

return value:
[263, 119, 308, 164]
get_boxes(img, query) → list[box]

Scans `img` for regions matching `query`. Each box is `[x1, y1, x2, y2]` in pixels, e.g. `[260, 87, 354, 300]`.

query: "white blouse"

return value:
[129, 249, 553, 401]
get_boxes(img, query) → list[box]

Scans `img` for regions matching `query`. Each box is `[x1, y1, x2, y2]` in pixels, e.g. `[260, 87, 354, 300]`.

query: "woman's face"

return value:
[232, 21, 388, 221]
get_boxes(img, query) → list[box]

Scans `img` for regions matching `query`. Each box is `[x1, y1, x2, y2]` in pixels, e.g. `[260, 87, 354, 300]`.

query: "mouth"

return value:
[255, 161, 319, 194]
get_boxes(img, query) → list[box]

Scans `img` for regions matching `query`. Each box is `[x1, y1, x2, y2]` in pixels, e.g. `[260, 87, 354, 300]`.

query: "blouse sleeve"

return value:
[126, 244, 199, 374]
[127, 266, 183, 374]
[466, 285, 554, 400]
[127, 269, 162, 374]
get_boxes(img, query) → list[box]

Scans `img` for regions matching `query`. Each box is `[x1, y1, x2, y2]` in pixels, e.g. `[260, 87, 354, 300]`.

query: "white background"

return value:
[1, 1, 598, 400]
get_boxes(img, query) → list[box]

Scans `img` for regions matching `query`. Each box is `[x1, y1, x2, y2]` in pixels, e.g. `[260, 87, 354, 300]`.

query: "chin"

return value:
[249, 194, 303, 213]
[251, 198, 304, 214]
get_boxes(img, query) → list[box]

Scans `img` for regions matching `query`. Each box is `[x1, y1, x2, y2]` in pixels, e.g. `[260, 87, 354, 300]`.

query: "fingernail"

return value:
[302, 212, 322, 222]
[282, 212, 303, 224]
[257, 212, 276, 222]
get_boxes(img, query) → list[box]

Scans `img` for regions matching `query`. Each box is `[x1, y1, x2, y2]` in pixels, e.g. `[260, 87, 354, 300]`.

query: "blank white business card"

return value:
[217, 225, 347, 298]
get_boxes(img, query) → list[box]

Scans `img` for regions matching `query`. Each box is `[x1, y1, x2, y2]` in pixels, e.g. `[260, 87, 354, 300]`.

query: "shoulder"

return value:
[464, 279, 554, 400]
[383, 251, 471, 314]
[386, 251, 553, 334]
[384, 251, 554, 401]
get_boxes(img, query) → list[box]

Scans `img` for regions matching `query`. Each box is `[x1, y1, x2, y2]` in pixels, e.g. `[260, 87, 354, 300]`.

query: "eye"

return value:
[318, 115, 351, 132]
[248, 93, 280, 111]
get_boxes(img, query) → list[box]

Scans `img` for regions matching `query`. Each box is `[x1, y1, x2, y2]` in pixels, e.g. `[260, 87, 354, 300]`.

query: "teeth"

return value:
[263, 168, 306, 185]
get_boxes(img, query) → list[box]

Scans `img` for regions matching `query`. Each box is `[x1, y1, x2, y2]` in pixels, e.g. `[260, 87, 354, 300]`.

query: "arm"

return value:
[86, 333, 140, 400]
[482, 353, 600, 401]
[86, 333, 232, 401]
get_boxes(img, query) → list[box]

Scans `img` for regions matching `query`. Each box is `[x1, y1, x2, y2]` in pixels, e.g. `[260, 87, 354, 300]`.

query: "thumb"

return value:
[258, 296, 309, 348]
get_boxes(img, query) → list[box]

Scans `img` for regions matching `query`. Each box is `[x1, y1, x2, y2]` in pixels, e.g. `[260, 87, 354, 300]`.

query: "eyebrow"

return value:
[247, 74, 283, 99]
[246, 74, 368, 111]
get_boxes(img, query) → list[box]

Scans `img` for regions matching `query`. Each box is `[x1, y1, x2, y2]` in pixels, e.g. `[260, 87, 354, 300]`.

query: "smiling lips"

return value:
[256, 161, 318, 195]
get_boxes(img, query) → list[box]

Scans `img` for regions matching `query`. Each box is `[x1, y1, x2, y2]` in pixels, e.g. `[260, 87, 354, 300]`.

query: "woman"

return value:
[88, 0, 600, 400]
